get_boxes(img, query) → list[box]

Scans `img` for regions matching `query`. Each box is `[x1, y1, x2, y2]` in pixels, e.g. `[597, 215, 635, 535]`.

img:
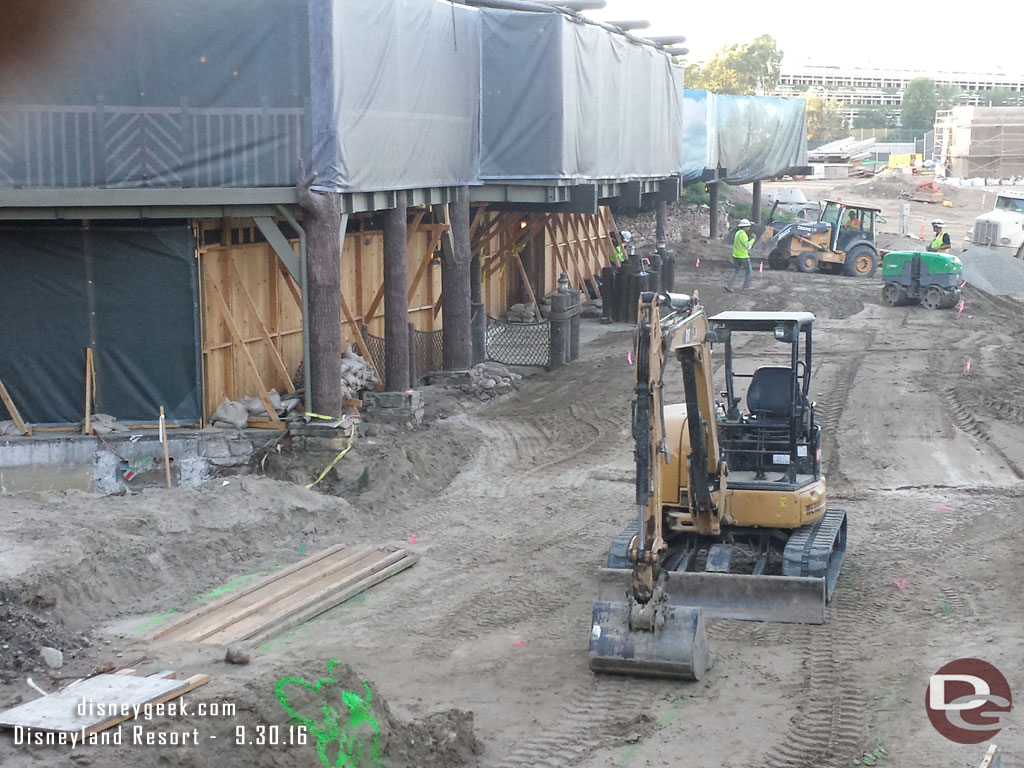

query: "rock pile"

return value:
[506, 303, 538, 323]
[459, 362, 522, 401]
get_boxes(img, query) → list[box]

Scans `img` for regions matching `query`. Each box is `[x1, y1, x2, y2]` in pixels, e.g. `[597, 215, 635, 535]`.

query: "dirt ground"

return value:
[1, 175, 1023, 768]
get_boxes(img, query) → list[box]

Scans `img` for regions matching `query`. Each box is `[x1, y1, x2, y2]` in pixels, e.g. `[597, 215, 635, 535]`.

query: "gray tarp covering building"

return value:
[479, 9, 685, 181]
[0, 0, 310, 189]
[0, 0, 481, 193]
[681, 91, 808, 184]
[309, 0, 480, 192]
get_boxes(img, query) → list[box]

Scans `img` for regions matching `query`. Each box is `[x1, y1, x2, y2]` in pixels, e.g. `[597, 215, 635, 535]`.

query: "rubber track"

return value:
[606, 517, 639, 569]
[783, 508, 847, 590]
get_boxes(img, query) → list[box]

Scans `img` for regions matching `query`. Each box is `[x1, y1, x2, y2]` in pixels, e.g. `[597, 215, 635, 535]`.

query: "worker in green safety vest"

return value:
[927, 219, 951, 253]
[725, 219, 755, 292]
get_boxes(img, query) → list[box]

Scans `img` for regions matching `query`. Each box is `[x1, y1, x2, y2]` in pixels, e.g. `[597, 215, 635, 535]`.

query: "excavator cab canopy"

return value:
[708, 311, 817, 485]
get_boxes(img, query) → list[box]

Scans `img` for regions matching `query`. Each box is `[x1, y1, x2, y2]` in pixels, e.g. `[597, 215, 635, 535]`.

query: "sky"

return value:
[587, 0, 1023, 75]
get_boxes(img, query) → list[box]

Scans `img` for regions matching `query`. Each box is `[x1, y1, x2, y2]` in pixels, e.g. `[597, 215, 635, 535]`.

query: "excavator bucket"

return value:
[589, 575, 713, 680]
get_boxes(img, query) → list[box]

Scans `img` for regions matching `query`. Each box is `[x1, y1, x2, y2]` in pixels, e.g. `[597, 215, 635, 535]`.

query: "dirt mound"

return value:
[224, 659, 482, 768]
[0, 478, 348, 639]
[262, 411, 481, 505]
[0, 596, 88, 684]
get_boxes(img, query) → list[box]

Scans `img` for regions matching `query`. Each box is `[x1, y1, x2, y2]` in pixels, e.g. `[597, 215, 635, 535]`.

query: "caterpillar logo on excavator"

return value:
[588, 291, 847, 680]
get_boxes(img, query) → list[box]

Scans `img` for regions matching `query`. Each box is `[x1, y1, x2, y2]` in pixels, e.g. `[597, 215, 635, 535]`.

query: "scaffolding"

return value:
[936, 107, 1024, 178]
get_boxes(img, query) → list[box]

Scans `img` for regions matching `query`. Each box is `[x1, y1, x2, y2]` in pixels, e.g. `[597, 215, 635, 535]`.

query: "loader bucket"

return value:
[589, 573, 712, 680]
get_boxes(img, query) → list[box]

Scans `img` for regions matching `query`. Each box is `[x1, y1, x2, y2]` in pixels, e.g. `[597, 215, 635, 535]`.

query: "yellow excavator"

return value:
[589, 291, 847, 680]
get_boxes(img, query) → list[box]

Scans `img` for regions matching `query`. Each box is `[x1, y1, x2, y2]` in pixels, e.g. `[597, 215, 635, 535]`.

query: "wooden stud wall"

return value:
[470, 207, 614, 319]
[198, 221, 304, 420]
[198, 213, 448, 420]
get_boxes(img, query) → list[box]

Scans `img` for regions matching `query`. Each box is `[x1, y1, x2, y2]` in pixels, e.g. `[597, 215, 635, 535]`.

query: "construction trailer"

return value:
[934, 107, 1024, 179]
[0, 0, 685, 435]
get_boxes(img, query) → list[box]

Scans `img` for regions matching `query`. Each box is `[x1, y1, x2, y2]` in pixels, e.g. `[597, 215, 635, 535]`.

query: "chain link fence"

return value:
[411, 328, 444, 379]
[485, 316, 551, 368]
[362, 328, 444, 385]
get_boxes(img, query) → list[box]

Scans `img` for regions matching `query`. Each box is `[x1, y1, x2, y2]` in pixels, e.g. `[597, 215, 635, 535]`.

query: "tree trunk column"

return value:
[470, 252, 485, 365]
[306, 192, 344, 415]
[656, 199, 668, 257]
[442, 188, 473, 371]
[709, 182, 720, 239]
[752, 179, 762, 223]
[383, 191, 410, 391]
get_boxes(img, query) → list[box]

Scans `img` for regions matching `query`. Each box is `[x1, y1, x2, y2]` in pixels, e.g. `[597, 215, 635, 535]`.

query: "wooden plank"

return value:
[246, 418, 289, 430]
[0, 672, 209, 735]
[186, 549, 385, 643]
[513, 252, 543, 321]
[229, 261, 296, 394]
[207, 550, 411, 645]
[406, 211, 426, 246]
[407, 227, 445, 304]
[244, 553, 419, 646]
[0, 376, 31, 436]
[205, 280, 281, 423]
[83, 348, 94, 435]
[150, 542, 357, 641]
[545, 217, 573, 283]
[980, 745, 1001, 768]
[275, 256, 302, 308]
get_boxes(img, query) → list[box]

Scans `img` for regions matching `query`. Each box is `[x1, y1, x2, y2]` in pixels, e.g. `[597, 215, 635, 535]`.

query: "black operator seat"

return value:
[746, 366, 797, 426]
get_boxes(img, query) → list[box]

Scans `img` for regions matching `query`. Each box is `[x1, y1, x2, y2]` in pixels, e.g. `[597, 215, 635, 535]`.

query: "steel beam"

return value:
[253, 216, 301, 284]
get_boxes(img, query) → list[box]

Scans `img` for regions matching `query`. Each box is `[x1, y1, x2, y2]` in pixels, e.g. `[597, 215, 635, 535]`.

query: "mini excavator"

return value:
[589, 291, 847, 680]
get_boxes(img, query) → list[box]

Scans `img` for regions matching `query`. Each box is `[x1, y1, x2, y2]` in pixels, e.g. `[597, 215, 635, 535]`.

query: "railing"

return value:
[0, 102, 307, 188]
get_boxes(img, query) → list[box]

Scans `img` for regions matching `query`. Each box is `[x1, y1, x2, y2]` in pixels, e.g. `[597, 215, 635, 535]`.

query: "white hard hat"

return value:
[932, 219, 945, 227]
[737, 219, 752, 227]
[620, 230, 632, 242]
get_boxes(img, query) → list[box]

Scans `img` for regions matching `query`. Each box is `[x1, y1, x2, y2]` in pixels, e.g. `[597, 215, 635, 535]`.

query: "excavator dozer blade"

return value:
[657, 570, 827, 624]
[589, 572, 712, 680]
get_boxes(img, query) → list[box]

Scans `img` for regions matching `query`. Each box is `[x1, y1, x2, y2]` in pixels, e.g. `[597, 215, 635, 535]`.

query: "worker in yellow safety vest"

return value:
[927, 219, 951, 253]
[725, 219, 755, 292]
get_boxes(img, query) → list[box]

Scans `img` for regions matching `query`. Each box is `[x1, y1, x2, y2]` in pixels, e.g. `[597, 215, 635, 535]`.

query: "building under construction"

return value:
[934, 106, 1024, 178]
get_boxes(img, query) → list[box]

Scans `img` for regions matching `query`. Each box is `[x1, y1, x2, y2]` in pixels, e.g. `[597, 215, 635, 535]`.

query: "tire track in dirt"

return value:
[487, 677, 652, 768]
[940, 385, 1024, 479]
[815, 331, 875, 485]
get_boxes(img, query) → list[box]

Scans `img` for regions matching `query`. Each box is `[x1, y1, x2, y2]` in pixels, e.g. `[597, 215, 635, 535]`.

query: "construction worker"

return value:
[927, 219, 951, 253]
[725, 219, 755, 292]
[842, 210, 861, 230]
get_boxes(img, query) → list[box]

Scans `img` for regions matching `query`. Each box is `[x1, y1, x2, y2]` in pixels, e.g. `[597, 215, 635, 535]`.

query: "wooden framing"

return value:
[470, 207, 613, 320]
[0, 376, 31, 436]
[197, 213, 448, 422]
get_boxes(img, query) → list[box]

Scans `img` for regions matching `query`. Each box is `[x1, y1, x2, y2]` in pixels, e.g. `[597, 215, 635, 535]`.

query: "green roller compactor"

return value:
[881, 251, 963, 309]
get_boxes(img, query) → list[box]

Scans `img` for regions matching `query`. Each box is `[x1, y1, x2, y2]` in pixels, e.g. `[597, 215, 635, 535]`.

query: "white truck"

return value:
[966, 191, 1024, 258]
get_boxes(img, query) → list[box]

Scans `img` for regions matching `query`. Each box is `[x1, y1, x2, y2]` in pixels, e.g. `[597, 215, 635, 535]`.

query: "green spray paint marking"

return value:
[275, 659, 381, 767]
[657, 696, 692, 726]
[132, 609, 180, 633]
[130, 565, 281, 633]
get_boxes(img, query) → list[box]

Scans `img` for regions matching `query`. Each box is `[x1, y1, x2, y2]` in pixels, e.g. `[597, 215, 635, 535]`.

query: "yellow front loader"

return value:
[588, 292, 847, 680]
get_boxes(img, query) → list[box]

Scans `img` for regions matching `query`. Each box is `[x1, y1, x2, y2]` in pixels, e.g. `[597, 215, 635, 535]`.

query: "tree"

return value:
[936, 83, 963, 110]
[806, 97, 846, 142]
[686, 35, 782, 95]
[900, 78, 938, 131]
[853, 106, 887, 130]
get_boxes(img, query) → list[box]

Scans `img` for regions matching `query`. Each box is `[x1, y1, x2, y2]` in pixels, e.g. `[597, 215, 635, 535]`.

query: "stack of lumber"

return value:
[150, 545, 417, 646]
